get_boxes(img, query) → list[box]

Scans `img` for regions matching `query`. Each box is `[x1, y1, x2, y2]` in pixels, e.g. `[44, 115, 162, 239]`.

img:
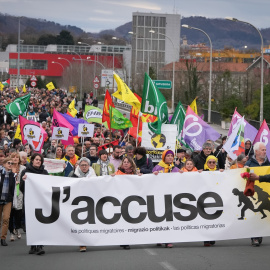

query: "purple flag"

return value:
[253, 120, 270, 159]
[180, 106, 220, 151]
[228, 109, 258, 142]
[60, 113, 88, 136]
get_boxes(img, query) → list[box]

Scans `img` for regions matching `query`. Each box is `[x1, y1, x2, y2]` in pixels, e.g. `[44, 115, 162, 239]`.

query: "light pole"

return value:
[149, 29, 177, 111]
[17, 17, 21, 87]
[225, 17, 264, 125]
[58, 57, 72, 86]
[182, 24, 212, 123]
[52, 61, 64, 71]
[67, 49, 83, 100]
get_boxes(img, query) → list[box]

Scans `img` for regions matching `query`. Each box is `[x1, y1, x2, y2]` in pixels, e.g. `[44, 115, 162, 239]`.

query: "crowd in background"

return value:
[0, 87, 267, 255]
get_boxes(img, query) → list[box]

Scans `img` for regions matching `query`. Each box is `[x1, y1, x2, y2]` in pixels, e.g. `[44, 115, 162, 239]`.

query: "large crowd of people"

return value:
[0, 87, 269, 255]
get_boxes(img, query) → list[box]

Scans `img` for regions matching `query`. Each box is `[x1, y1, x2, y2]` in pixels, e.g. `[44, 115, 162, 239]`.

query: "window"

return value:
[159, 17, 166, 27]
[145, 16, 151, 26]
[138, 16, 144, 26]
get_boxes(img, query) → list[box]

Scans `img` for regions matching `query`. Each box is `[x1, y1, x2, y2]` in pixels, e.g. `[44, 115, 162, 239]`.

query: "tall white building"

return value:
[131, 12, 181, 78]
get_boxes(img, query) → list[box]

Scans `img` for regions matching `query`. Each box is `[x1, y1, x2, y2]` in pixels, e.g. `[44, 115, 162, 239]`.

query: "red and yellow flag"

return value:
[102, 90, 115, 129]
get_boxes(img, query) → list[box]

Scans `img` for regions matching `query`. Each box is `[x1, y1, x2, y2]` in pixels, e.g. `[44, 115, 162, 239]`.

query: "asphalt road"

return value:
[1, 232, 269, 270]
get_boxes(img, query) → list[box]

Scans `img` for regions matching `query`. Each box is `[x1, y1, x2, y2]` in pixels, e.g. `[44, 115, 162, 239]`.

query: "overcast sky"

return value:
[1, 0, 269, 32]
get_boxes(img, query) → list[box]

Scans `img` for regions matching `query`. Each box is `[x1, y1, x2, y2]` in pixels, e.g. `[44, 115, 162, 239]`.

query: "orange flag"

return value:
[102, 90, 115, 129]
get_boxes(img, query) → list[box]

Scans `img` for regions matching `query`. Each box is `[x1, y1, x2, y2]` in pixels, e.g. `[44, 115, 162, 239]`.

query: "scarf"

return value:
[97, 159, 110, 176]
[157, 160, 174, 173]
[119, 166, 134, 174]
[74, 166, 92, 178]
[204, 155, 218, 171]
[134, 155, 147, 168]
[182, 167, 198, 172]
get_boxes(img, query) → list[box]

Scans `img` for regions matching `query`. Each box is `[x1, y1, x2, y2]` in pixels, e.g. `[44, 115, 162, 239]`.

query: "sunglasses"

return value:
[7, 162, 14, 165]
[208, 161, 216, 164]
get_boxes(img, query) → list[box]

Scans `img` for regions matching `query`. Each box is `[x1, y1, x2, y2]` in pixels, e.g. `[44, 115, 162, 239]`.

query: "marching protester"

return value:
[203, 155, 224, 247]
[86, 145, 99, 165]
[245, 142, 269, 247]
[133, 146, 153, 174]
[20, 153, 48, 255]
[180, 159, 200, 172]
[245, 139, 254, 160]
[92, 150, 115, 176]
[0, 157, 16, 246]
[174, 149, 186, 169]
[111, 156, 140, 250]
[62, 145, 79, 176]
[193, 142, 214, 170]
[109, 145, 122, 170]
[9, 153, 25, 241]
[152, 149, 180, 248]
[70, 157, 96, 252]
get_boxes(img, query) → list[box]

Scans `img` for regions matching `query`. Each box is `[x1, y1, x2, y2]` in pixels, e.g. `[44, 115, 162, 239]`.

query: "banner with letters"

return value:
[25, 167, 270, 246]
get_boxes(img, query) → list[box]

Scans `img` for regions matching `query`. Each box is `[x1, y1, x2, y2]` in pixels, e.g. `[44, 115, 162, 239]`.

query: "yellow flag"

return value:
[0, 83, 3, 91]
[112, 73, 141, 110]
[15, 87, 19, 93]
[190, 98, 198, 115]
[14, 124, 22, 140]
[22, 84, 26, 93]
[46, 82, 55, 91]
[251, 166, 270, 198]
[68, 99, 77, 118]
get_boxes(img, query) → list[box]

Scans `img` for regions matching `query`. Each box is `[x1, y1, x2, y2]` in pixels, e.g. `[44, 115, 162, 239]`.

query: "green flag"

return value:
[5, 94, 30, 120]
[141, 73, 168, 134]
[170, 101, 192, 151]
[109, 106, 133, 130]
[84, 105, 103, 124]
[170, 101, 186, 136]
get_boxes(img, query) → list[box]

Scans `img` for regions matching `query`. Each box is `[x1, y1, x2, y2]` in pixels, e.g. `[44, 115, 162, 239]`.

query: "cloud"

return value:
[87, 17, 123, 23]
[94, 9, 113, 15]
[101, 0, 161, 10]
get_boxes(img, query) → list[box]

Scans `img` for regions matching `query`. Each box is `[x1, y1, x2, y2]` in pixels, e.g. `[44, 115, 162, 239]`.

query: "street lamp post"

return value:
[52, 61, 64, 71]
[182, 24, 212, 123]
[58, 57, 72, 86]
[17, 17, 21, 87]
[225, 17, 264, 125]
[149, 29, 177, 111]
[68, 49, 83, 100]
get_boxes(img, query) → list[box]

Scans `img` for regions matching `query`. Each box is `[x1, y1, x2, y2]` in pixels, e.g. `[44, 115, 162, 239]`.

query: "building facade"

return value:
[131, 12, 181, 80]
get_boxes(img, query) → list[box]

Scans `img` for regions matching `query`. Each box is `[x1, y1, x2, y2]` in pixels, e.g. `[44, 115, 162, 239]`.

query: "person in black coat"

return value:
[134, 147, 153, 174]
[20, 153, 48, 255]
[193, 142, 213, 170]
[0, 157, 16, 246]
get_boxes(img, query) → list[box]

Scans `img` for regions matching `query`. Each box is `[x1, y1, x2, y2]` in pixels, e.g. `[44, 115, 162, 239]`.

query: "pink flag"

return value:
[19, 116, 47, 153]
[52, 109, 74, 145]
[228, 109, 258, 142]
[253, 120, 270, 159]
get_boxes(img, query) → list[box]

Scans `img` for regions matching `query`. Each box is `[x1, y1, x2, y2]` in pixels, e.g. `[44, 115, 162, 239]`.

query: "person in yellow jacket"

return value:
[92, 150, 115, 176]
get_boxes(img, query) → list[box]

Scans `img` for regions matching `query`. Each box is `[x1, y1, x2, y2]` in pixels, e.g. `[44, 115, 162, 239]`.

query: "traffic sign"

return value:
[30, 81, 37, 87]
[93, 83, 99, 89]
[30, 75, 37, 81]
[93, 76, 100, 83]
[153, 80, 172, 89]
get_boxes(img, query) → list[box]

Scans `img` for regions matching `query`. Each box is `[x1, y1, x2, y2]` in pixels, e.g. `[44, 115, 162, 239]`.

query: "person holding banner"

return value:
[111, 156, 139, 250]
[203, 155, 224, 247]
[70, 157, 96, 252]
[134, 147, 153, 174]
[245, 142, 270, 247]
[92, 150, 115, 176]
[20, 153, 48, 255]
[0, 157, 16, 247]
[152, 150, 180, 248]
[193, 142, 214, 170]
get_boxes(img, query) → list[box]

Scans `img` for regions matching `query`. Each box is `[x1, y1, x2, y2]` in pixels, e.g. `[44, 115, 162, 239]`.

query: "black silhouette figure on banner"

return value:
[253, 186, 270, 219]
[232, 188, 255, 219]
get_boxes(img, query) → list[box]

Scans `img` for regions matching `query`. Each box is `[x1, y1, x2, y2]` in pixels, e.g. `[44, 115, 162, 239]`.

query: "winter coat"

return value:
[0, 169, 16, 203]
[20, 163, 49, 194]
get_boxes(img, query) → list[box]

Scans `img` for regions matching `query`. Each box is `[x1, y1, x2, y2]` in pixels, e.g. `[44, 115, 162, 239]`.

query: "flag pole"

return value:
[81, 136, 84, 158]
[136, 113, 141, 147]
[55, 140, 59, 159]
[109, 106, 112, 141]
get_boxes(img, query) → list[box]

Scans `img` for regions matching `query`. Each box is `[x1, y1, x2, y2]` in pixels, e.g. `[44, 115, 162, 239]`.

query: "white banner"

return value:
[141, 123, 177, 151]
[44, 158, 65, 174]
[78, 123, 94, 137]
[25, 168, 270, 246]
[52, 127, 69, 141]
